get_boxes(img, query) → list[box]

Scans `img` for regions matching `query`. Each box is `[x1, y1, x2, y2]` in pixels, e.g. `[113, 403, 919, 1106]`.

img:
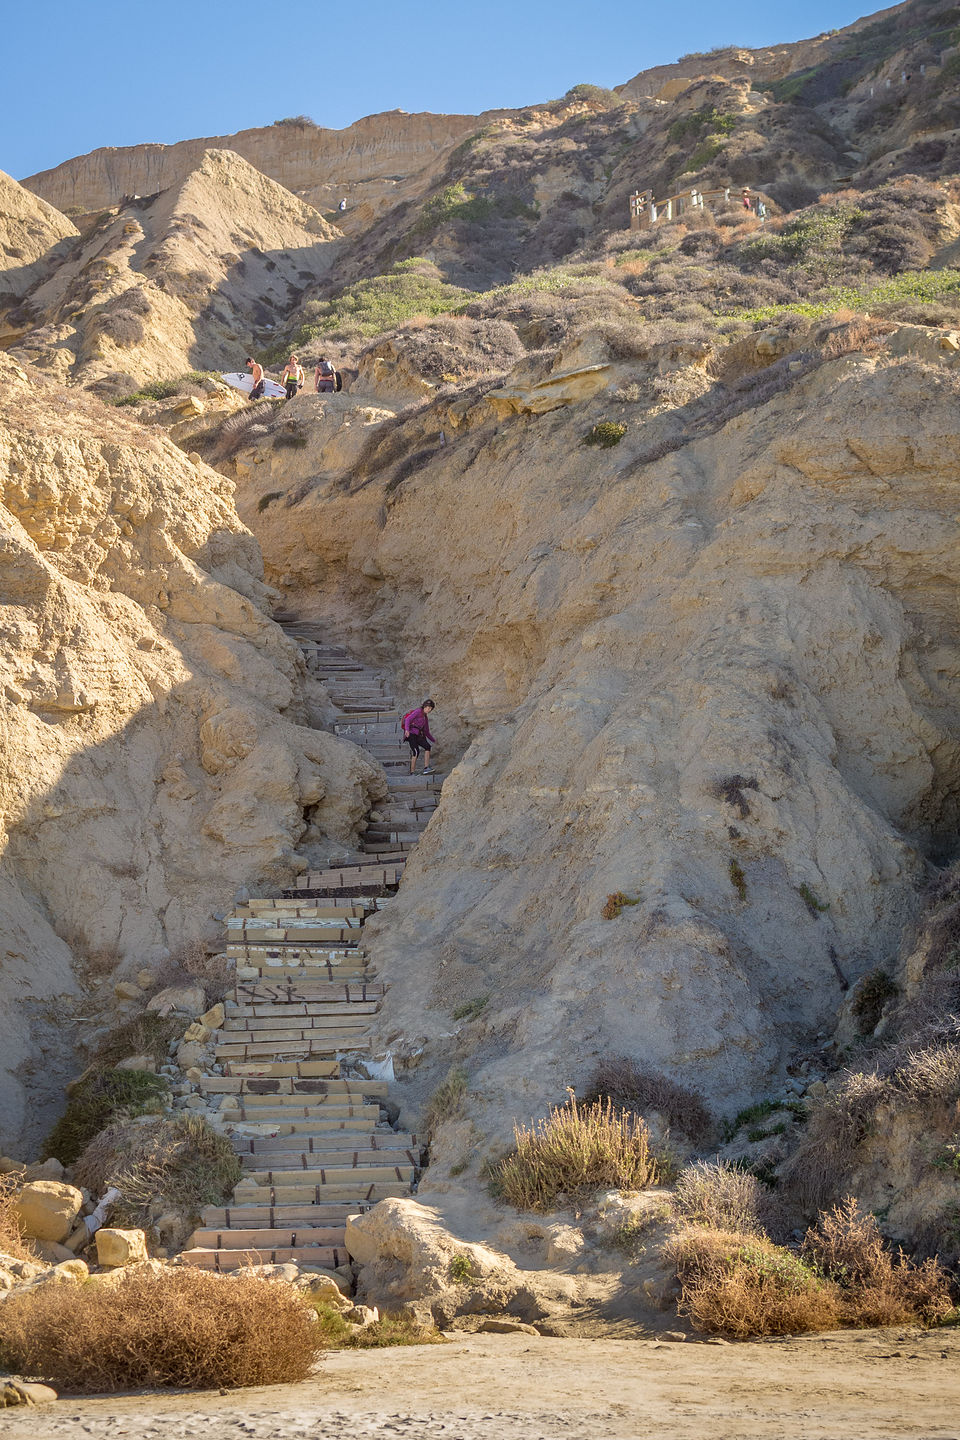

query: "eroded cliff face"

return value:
[22, 111, 512, 229]
[0, 168, 78, 309]
[9, 150, 341, 393]
[226, 339, 960, 1152]
[0, 355, 385, 1152]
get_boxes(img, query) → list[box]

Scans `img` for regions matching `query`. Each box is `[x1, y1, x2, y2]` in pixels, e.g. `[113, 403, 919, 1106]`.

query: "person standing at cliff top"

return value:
[402, 700, 436, 776]
[245, 356, 265, 401]
[281, 354, 304, 400]
[315, 355, 336, 394]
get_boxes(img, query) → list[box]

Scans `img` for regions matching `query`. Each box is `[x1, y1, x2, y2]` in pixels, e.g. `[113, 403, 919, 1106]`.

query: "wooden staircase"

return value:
[179, 633, 437, 1273]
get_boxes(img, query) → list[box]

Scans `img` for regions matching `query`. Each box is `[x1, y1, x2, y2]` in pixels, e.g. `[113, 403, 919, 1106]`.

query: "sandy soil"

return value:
[2, 1327, 959, 1440]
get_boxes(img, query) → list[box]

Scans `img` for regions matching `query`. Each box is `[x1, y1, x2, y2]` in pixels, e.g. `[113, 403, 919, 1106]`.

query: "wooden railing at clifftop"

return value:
[629, 186, 777, 229]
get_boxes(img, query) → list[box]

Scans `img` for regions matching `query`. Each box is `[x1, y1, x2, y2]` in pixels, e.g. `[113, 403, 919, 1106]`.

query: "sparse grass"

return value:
[729, 859, 747, 902]
[582, 1056, 713, 1144]
[729, 268, 960, 325]
[42, 1070, 169, 1166]
[675, 1160, 766, 1234]
[852, 969, 899, 1036]
[73, 1113, 242, 1226]
[0, 1267, 320, 1391]
[582, 421, 627, 449]
[453, 995, 490, 1022]
[91, 1013, 184, 1068]
[347, 1314, 448, 1348]
[799, 882, 830, 915]
[489, 1093, 664, 1212]
[423, 1065, 468, 1135]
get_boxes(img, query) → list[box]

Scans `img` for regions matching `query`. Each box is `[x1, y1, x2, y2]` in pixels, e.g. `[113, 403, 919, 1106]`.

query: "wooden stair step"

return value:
[202, 1201, 371, 1228]
[219, 1103, 381, 1124]
[232, 1180, 411, 1204]
[188, 1226, 346, 1250]
[239, 1147, 419, 1172]
[180, 1244, 348, 1271]
[200, 1076, 389, 1097]
[232, 1131, 415, 1155]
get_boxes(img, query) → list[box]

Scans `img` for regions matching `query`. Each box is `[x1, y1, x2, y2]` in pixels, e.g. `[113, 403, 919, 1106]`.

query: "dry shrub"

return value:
[583, 1055, 712, 1143]
[803, 1197, 954, 1327]
[423, 1065, 468, 1136]
[667, 1225, 840, 1338]
[91, 1012, 184, 1067]
[73, 1113, 241, 1225]
[151, 939, 231, 1008]
[674, 1160, 765, 1233]
[0, 1178, 37, 1263]
[490, 1094, 663, 1211]
[0, 1267, 321, 1391]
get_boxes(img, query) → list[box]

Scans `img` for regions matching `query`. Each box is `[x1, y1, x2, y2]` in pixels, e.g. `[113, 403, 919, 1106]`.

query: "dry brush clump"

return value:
[73, 1113, 242, 1228]
[583, 1055, 713, 1144]
[667, 1195, 954, 1339]
[674, 1159, 767, 1234]
[667, 1225, 839, 1338]
[0, 1267, 321, 1391]
[0, 1178, 37, 1263]
[489, 1093, 665, 1211]
[802, 1197, 953, 1328]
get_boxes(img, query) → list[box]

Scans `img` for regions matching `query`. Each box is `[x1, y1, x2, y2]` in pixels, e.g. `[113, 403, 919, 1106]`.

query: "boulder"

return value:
[113, 980, 143, 1002]
[23, 1157, 64, 1183]
[147, 982, 206, 1017]
[486, 363, 613, 417]
[96, 1228, 148, 1268]
[32, 1259, 88, 1286]
[116, 1054, 156, 1072]
[36, 1240, 76, 1264]
[0, 1268, 15, 1290]
[478, 1318, 540, 1336]
[199, 1002, 225, 1030]
[0, 1380, 58, 1407]
[0, 1253, 43, 1281]
[297, 1273, 350, 1306]
[344, 1304, 379, 1326]
[15, 1181, 83, 1244]
[175, 1040, 206, 1069]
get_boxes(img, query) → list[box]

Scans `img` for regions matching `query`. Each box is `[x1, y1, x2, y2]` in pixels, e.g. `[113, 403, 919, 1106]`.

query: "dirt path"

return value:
[4, 1328, 958, 1439]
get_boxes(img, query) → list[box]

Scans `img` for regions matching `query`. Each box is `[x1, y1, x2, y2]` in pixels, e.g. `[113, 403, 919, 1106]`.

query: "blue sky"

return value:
[8, 0, 874, 181]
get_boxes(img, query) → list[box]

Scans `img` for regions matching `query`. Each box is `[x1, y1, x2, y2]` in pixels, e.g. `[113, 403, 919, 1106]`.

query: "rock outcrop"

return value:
[0, 355, 385, 1152]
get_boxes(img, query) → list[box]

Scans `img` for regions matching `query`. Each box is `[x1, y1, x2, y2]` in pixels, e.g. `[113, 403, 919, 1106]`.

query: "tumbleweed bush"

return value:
[0, 1267, 321, 1391]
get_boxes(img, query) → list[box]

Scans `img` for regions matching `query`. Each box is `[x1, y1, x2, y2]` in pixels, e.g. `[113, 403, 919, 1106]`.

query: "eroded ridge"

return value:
[180, 634, 441, 1272]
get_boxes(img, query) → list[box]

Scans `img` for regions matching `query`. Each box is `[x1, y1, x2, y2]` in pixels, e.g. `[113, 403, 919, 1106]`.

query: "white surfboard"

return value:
[221, 371, 287, 399]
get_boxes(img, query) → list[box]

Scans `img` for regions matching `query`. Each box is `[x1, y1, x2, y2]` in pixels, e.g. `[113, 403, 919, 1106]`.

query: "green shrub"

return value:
[452, 995, 489, 1022]
[270, 264, 471, 352]
[683, 139, 726, 174]
[669, 107, 737, 144]
[852, 969, 899, 1035]
[489, 1094, 663, 1211]
[42, 1070, 169, 1165]
[113, 379, 181, 406]
[582, 421, 626, 449]
[423, 1065, 468, 1134]
[449, 1253, 476, 1283]
[558, 83, 624, 109]
[729, 859, 747, 901]
[601, 891, 639, 919]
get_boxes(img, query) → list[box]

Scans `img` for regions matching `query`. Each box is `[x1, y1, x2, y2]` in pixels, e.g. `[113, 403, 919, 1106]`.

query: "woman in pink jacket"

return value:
[402, 700, 436, 775]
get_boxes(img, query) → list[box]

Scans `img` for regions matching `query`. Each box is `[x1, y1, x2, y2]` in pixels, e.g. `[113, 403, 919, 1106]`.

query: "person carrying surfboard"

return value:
[245, 356, 265, 402]
[281, 354, 304, 401]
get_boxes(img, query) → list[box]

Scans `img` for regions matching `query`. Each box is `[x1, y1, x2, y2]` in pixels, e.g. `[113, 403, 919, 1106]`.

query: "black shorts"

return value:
[406, 734, 430, 756]
[249, 380, 265, 400]
[284, 379, 300, 399]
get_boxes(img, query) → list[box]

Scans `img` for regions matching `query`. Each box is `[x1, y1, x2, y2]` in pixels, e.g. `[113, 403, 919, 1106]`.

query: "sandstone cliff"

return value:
[10, 149, 341, 393]
[0, 169, 78, 309]
[23, 111, 513, 230]
[0, 354, 385, 1153]
[223, 330, 960, 1156]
